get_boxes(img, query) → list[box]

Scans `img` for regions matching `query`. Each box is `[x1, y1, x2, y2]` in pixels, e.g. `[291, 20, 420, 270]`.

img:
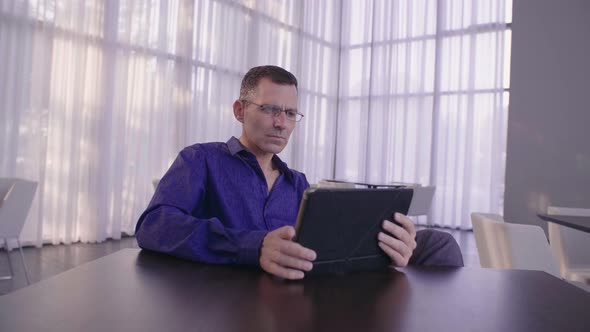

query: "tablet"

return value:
[294, 187, 414, 274]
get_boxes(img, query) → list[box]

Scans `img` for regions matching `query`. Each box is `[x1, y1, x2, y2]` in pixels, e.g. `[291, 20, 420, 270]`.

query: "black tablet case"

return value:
[295, 188, 413, 275]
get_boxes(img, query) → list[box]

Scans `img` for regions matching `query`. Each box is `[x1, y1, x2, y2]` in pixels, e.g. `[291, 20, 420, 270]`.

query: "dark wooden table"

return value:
[1, 249, 589, 332]
[538, 214, 590, 233]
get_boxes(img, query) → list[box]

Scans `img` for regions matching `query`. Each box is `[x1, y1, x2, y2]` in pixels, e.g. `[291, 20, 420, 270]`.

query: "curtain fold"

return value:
[337, 0, 511, 229]
[0, 0, 511, 246]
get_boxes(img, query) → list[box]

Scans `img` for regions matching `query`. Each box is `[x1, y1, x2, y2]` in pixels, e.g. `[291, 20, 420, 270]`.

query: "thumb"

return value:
[275, 226, 296, 240]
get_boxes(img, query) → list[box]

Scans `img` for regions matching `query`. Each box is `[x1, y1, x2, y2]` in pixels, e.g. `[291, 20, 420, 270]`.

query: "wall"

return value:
[504, 0, 590, 236]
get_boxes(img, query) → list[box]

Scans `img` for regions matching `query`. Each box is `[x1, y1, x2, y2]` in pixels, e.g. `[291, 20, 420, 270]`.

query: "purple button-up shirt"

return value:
[135, 136, 310, 266]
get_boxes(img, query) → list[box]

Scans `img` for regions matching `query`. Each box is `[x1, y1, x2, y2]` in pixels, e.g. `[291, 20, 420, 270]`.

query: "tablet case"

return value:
[294, 188, 413, 275]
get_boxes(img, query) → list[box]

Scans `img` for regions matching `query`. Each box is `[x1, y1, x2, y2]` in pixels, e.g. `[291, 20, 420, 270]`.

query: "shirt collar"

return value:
[272, 154, 293, 182]
[227, 136, 245, 156]
[226, 136, 294, 182]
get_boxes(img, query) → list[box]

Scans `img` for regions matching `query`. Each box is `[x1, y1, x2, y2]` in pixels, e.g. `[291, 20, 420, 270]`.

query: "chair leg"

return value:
[16, 239, 30, 285]
[0, 238, 14, 281]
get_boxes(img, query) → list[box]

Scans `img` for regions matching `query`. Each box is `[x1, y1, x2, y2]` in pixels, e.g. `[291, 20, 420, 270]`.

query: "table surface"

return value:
[1, 249, 589, 332]
[538, 214, 590, 233]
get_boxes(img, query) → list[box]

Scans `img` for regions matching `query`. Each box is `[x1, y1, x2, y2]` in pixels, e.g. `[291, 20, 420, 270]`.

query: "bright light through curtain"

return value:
[337, 0, 512, 229]
[0, 0, 510, 246]
[0, 0, 340, 246]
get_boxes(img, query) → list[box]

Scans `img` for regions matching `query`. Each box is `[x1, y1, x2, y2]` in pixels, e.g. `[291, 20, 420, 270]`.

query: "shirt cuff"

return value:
[237, 230, 268, 266]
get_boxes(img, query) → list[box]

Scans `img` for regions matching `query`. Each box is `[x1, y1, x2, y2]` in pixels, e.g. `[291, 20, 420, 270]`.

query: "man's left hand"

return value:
[378, 213, 417, 267]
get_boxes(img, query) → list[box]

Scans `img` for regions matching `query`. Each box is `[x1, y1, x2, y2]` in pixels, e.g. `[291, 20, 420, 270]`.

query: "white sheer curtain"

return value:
[337, 0, 511, 229]
[0, 0, 510, 246]
[0, 0, 340, 246]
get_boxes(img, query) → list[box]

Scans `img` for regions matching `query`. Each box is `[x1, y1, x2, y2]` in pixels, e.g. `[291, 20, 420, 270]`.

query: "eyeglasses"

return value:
[241, 100, 304, 122]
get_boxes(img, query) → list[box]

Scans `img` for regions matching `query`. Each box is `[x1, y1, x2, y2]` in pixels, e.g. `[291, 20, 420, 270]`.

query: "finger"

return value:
[378, 242, 407, 267]
[278, 240, 317, 261]
[382, 220, 414, 248]
[274, 253, 314, 272]
[378, 232, 412, 258]
[261, 248, 313, 273]
[394, 213, 417, 238]
[275, 226, 296, 240]
[262, 259, 305, 280]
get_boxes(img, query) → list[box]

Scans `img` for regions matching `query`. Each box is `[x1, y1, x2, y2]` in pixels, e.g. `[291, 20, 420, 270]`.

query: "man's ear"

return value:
[233, 99, 244, 123]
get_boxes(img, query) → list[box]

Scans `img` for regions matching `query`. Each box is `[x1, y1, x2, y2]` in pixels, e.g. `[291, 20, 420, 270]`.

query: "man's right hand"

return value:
[259, 226, 317, 280]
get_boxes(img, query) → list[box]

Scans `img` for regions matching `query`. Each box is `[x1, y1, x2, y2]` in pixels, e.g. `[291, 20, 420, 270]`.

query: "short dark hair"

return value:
[239, 65, 298, 100]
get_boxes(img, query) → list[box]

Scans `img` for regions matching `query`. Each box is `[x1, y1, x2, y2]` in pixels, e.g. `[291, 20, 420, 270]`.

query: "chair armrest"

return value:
[0, 184, 15, 209]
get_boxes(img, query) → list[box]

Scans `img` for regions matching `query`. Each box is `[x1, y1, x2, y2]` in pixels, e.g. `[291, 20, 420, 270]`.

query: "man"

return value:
[136, 65, 463, 280]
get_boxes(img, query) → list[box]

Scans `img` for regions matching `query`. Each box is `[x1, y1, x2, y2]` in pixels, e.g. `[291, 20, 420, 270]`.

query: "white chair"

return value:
[0, 178, 38, 284]
[471, 213, 561, 278]
[316, 180, 356, 188]
[152, 178, 160, 190]
[547, 206, 590, 284]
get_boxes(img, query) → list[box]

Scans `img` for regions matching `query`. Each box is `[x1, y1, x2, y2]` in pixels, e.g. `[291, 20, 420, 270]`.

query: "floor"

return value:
[0, 228, 479, 296]
[0, 236, 140, 296]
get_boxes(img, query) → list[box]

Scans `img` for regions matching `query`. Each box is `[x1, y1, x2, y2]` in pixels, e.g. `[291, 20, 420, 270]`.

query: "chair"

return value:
[152, 178, 160, 190]
[0, 178, 38, 284]
[316, 180, 356, 188]
[471, 213, 561, 278]
[547, 206, 590, 284]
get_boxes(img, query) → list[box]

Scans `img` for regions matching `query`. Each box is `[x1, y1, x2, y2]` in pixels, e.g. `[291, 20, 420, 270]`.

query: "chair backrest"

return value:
[471, 212, 560, 278]
[152, 178, 160, 190]
[547, 206, 590, 274]
[547, 207, 590, 217]
[471, 213, 509, 268]
[0, 178, 38, 238]
[316, 180, 356, 188]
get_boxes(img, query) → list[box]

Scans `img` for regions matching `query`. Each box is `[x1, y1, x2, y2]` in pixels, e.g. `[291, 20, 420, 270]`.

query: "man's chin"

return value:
[261, 140, 287, 154]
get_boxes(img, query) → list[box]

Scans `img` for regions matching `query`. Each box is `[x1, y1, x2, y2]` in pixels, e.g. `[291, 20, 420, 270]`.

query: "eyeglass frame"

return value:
[240, 100, 304, 122]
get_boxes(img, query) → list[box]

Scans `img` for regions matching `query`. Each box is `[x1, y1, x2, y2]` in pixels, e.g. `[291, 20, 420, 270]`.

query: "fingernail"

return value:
[395, 212, 400, 218]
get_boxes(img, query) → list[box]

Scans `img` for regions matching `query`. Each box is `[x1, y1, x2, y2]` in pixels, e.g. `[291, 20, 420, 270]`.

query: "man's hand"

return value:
[260, 226, 317, 280]
[378, 213, 417, 267]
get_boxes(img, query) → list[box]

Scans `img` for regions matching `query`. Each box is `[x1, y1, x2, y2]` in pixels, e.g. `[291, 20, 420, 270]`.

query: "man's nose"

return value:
[273, 111, 288, 128]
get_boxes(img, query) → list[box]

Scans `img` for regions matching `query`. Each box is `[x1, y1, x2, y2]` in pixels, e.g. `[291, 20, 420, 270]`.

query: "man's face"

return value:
[240, 78, 298, 154]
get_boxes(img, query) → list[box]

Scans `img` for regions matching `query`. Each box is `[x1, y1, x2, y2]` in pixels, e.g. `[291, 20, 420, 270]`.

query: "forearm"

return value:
[136, 205, 267, 266]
